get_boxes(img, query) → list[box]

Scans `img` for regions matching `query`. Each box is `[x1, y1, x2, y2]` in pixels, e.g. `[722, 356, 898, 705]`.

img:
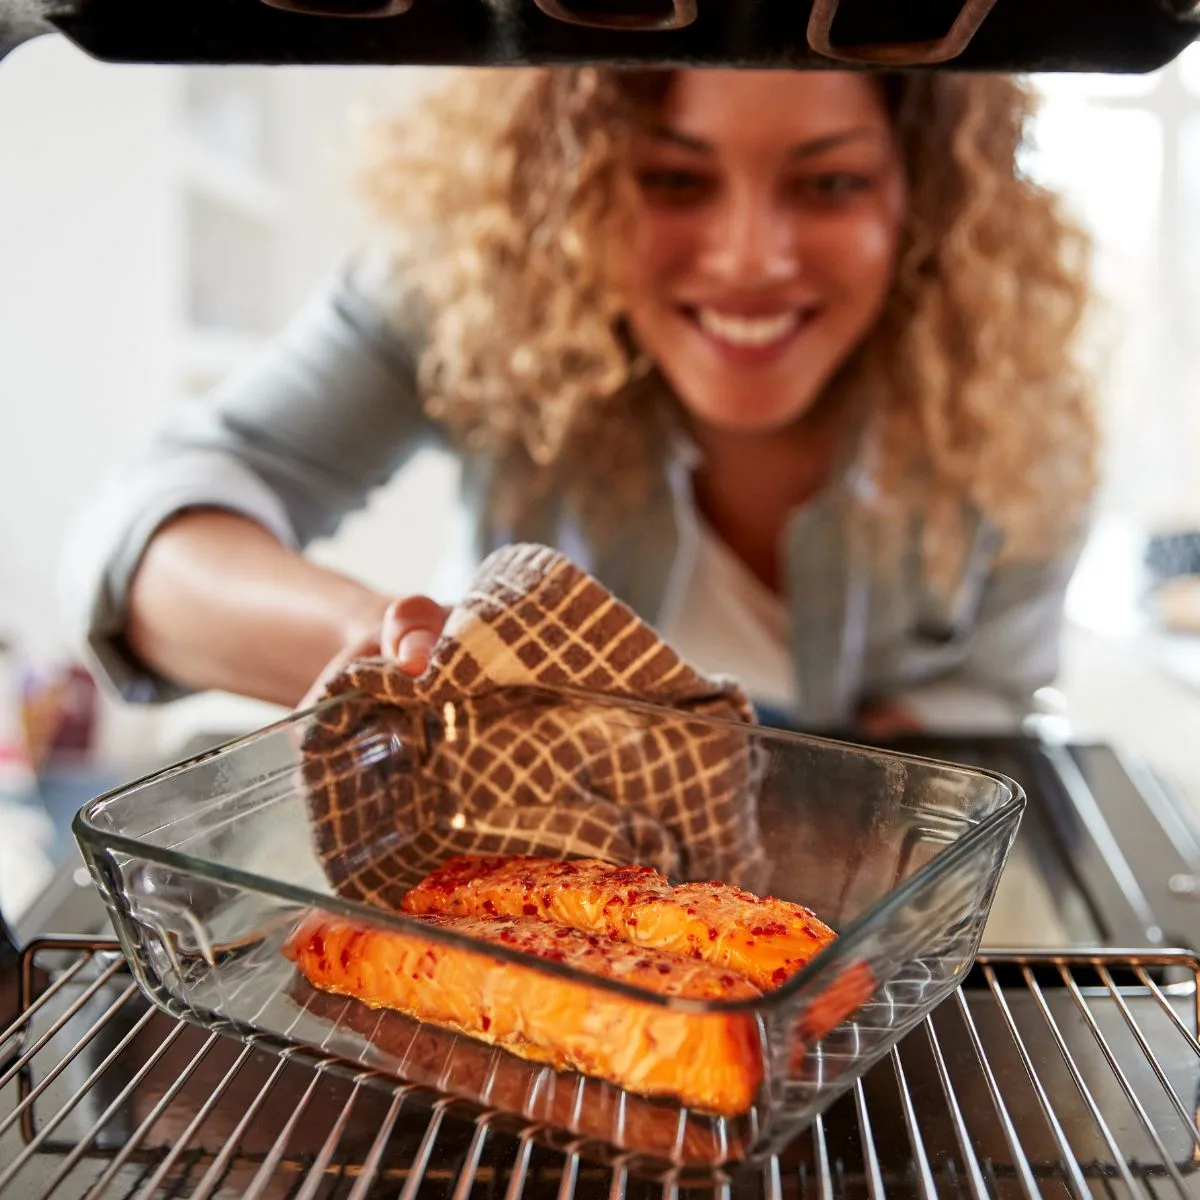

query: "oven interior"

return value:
[4, 938, 1200, 1196]
[5, 731, 1200, 1194]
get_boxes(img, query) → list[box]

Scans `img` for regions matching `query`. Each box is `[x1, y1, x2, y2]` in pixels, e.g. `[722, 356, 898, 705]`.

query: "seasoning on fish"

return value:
[402, 854, 836, 990]
[284, 910, 763, 1116]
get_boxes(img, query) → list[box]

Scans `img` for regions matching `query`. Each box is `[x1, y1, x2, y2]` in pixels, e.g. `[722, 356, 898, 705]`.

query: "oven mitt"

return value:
[300, 543, 768, 910]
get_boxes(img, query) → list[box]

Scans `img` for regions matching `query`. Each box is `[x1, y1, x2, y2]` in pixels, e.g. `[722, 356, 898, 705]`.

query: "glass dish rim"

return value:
[74, 684, 1026, 1016]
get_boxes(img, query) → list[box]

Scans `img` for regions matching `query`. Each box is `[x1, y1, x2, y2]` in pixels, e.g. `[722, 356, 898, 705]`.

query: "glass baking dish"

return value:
[74, 687, 1024, 1180]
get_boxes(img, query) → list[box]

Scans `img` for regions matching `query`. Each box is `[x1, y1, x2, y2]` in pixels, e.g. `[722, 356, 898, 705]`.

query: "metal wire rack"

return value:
[3, 937, 1200, 1198]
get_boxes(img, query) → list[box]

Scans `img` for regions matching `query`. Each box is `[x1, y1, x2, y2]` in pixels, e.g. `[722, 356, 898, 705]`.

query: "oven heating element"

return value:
[3, 938, 1200, 1197]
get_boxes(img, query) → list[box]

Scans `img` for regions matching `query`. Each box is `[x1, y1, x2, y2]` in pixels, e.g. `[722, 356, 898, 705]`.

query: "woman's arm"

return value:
[125, 510, 392, 707]
[126, 509, 449, 707]
[60, 257, 442, 704]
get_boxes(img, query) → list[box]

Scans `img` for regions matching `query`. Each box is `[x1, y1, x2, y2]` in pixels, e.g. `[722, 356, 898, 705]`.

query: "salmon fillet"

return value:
[294, 978, 741, 1167]
[284, 910, 763, 1116]
[402, 854, 837, 991]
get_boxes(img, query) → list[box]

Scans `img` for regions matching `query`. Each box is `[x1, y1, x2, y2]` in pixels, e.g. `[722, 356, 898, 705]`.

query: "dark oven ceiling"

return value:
[1, 0, 1198, 70]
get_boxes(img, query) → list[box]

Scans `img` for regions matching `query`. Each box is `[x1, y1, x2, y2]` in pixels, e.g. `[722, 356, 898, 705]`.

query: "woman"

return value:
[62, 68, 1097, 734]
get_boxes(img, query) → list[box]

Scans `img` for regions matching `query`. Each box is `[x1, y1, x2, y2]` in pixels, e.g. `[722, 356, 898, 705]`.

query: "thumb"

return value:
[381, 595, 450, 676]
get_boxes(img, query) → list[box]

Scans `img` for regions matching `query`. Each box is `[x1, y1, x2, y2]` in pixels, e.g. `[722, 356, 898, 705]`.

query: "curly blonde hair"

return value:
[361, 68, 1097, 583]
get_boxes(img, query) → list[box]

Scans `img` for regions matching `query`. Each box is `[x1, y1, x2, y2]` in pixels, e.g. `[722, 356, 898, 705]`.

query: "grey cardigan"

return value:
[60, 258, 1081, 732]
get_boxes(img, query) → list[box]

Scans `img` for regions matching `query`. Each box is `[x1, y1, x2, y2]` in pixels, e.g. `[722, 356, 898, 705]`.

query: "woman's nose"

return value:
[700, 185, 800, 284]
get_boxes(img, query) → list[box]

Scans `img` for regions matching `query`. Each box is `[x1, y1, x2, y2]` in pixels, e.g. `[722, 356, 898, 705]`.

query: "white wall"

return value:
[0, 40, 176, 661]
[0, 40, 454, 763]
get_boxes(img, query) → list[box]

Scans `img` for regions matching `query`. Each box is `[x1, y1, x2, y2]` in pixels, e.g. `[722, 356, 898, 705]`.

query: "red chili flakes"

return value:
[746, 939, 756, 947]
[339, 945, 351, 970]
[750, 926, 765, 937]
[307, 931, 325, 958]
[481, 1015, 492, 1031]
[554, 927, 572, 939]
[626, 917, 638, 927]
[719, 974, 737, 988]
[771, 967, 788, 984]
[482, 899, 496, 914]
[707, 927, 718, 941]
[656, 963, 672, 974]
[522, 903, 538, 916]
[636, 958, 652, 970]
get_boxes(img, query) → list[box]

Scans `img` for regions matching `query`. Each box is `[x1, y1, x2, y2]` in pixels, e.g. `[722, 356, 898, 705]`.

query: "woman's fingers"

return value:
[300, 594, 450, 713]
[381, 595, 450, 675]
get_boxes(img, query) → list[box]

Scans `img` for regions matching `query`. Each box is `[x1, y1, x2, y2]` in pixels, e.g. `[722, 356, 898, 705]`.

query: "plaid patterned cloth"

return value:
[301, 544, 768, 910]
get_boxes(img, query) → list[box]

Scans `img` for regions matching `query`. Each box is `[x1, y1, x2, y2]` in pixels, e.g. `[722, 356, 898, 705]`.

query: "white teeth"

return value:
[696, 308, 800, 347]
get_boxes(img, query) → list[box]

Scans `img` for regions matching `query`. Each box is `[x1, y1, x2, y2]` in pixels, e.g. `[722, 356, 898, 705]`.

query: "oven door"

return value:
[858, 734, 1200, 953]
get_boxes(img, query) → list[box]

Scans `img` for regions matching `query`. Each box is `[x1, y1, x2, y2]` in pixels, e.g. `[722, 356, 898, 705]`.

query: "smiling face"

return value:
[617, 71, 907, 436]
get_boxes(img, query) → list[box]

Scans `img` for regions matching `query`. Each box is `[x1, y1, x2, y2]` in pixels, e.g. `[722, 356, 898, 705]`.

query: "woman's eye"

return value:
[637, 169, 713, 204]
[793, 172, 873, 203]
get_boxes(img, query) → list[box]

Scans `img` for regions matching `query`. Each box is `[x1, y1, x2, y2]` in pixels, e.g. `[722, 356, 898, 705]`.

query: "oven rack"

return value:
[2, 938, 1200, 1198]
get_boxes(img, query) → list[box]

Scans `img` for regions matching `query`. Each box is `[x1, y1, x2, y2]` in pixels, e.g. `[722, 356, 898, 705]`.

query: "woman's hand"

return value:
[857, 700, 921, 739]
[299, 594, 450, 710]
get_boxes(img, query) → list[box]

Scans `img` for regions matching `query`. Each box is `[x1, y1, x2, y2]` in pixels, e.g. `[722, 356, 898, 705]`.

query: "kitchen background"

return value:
[0, 39, 1198, 918]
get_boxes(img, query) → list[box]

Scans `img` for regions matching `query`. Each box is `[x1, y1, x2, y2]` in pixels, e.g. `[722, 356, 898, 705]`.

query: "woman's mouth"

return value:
[696, 308, 799, 346]
[684, 305, 816, 364]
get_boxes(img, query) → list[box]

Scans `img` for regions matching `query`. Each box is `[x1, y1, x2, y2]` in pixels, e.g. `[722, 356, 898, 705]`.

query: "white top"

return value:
[661, 518, 796, 712]
[663, 512, 1029, 731]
